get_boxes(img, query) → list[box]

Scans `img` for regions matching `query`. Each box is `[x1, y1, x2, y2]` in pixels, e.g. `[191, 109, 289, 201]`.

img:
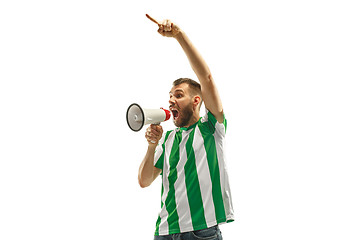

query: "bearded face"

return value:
[170, 103, 194, 127]
[169, 83, 200, 128]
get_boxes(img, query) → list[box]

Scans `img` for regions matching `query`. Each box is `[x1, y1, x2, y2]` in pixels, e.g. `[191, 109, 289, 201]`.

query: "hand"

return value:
[146, 14, 180, 38]
[158, 19, 180, 38]
[145, 124, 163, 145]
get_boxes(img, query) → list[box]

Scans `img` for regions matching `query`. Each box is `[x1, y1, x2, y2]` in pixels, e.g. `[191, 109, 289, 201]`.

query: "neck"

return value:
[182, 113, 200, 128]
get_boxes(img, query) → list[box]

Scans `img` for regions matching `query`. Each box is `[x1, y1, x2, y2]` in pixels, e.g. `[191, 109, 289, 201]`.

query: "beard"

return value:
[173, 104, 194, 128]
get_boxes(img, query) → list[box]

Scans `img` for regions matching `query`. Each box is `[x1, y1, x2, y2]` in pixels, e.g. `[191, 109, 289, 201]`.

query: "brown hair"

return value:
[173, 78, 202, 97]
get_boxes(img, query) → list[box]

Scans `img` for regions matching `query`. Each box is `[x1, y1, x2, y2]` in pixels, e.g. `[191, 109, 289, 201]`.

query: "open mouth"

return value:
[171, 109, 179, 120]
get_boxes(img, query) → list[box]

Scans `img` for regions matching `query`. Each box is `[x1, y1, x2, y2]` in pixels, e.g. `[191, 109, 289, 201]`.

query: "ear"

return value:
[192, 95, 202, 110]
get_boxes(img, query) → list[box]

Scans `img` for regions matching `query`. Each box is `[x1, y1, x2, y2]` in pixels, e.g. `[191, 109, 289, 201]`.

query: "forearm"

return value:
[138, 145, 158, 188]
[175, 30, 211, 81]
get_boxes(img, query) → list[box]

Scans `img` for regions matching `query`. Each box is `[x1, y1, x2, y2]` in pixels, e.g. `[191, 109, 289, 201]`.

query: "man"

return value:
[138, 16, 234, 240]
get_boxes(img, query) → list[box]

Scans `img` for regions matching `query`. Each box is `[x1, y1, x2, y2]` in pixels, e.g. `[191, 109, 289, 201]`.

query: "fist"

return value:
[158, 19, 180, 37]
[145, 124, 163, 145]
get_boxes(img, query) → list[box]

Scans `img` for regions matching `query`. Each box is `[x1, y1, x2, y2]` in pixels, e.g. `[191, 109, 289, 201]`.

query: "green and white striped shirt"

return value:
[154, 110, 234, 236]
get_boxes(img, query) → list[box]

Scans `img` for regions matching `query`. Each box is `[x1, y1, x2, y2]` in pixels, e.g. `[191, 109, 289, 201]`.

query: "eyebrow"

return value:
[169, 89, 185, 95]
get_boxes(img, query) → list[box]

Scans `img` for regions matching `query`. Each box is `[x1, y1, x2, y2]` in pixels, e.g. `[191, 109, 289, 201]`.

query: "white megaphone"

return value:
[126, 103, 171, 132]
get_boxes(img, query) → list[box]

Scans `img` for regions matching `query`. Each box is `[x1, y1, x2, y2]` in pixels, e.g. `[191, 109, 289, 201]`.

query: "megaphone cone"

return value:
[126, 103, 171, 132]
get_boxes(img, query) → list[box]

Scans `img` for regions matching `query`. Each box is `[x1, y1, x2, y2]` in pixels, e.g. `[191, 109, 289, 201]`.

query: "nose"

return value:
[169, 96, 175, 106]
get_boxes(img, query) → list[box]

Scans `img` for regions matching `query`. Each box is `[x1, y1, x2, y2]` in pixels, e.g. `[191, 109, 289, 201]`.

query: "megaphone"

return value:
[126, 103, 171, 132]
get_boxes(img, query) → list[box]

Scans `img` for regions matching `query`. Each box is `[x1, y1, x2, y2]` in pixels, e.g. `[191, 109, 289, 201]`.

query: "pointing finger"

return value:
[145, 14, 160, 26]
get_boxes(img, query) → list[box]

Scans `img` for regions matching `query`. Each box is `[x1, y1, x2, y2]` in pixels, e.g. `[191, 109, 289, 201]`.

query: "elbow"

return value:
[196, 71, 212, 82]
[138, 178, 150, 188]
[139, 182, 148, 188]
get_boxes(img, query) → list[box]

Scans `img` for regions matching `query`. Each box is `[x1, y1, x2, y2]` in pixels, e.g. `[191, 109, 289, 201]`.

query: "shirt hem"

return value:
[154, 216, 235, 236]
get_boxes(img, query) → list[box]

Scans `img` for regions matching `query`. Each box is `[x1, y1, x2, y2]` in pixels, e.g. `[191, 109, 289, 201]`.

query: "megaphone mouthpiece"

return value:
[126, 103, 171, 132]
[161, 107, 171, 121]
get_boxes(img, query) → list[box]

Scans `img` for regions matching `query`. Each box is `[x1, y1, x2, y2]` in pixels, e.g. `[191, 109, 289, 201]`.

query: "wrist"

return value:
[174, 29, 185, 41]
[147, 143, 157, 149]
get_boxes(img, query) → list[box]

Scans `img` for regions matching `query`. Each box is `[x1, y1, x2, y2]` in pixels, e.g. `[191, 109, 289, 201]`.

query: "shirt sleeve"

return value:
[202, 109, 227, 136]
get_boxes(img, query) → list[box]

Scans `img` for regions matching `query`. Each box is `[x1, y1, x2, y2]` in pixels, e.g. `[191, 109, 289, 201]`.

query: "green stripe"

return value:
[154, 207, 161, 235]
[198, 123, 226, 222]
[184, 128, 207, 229]
[155, 131, 171, 171]
[164, 131, 182, 233]
[223, 115, 227, 132]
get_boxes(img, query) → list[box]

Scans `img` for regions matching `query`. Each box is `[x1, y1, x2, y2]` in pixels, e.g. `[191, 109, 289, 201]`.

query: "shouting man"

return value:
[138, 15, 234, 240]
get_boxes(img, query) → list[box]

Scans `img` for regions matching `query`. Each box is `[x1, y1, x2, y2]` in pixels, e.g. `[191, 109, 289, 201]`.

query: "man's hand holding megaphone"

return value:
[145, 124, 163, 146]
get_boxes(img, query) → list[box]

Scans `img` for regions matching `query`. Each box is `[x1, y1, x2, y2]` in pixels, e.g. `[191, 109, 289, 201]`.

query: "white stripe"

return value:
[158, 131, 176, 235]
[214, 122, 234, 220]
[154, 135, 165, 166]
[193, 126, 217, 226]
[174, 130, 193, 232]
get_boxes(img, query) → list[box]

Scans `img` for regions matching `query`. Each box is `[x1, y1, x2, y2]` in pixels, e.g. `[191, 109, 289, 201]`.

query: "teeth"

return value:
[171, 110, 179, 119]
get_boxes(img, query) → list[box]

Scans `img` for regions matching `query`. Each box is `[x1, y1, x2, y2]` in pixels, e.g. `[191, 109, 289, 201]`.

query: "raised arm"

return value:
[175, 31, 224, 122]
[147, 15, 224, 123]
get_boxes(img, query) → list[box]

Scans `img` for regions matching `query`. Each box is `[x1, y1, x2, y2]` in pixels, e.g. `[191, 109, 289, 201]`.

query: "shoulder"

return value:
[200, 109, 227, 135]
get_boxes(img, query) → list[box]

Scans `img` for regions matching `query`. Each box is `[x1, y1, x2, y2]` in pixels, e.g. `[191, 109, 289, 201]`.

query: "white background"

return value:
[1, 0, 359, 239]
